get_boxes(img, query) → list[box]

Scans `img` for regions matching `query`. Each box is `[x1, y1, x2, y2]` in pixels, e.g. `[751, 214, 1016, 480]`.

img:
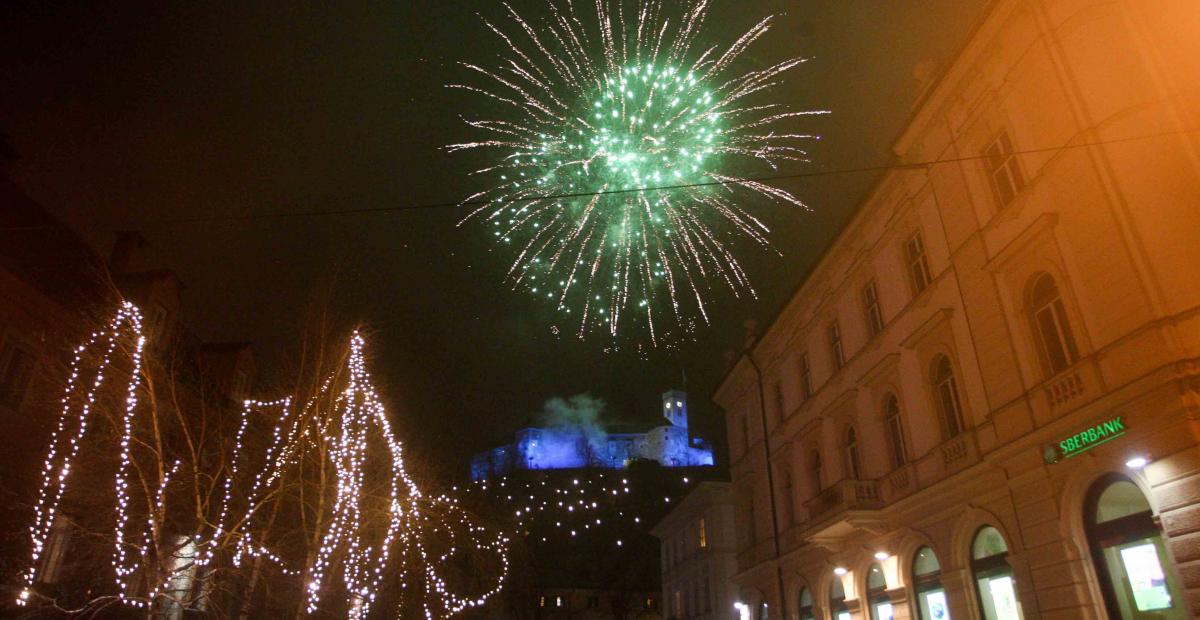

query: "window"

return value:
[933, 356, 965, 438]
[912, 546, 949, 620]
[773, 382, 786, 422]
[906, 232, 933, 294]
[1086, 476, 1187, 618]
[884, 395, 908, 469]
[698, 517, 707, 549]
[811, 450, 823, 493]
[556, 595, 565, 608]
[0, 338, 35, 411]
[868, 563, 893, 620]
[985, 130, 1025, 208]
[757, 601, 769, 620]
[797, 587, 814, 620]
[970, 526, 1024, 620]
[863, 279, 884, 336]
[742, 414, 751, 453]
[674, 591, 682, 617]
[828, 321, 844, 370]
[798, 352, 812, 401]
[845, 427, 862, 480]
[1028, 274, 1080, 375]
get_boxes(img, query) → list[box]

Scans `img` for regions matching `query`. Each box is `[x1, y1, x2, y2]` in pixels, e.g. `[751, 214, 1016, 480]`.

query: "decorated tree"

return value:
[14, 303, 507, 619]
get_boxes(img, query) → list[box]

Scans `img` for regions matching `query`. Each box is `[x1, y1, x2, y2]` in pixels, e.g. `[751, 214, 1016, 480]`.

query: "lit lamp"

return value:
[873, 551, 889, 561]
[1125, 456, 1149, 469]
[833, 566, 848, 576]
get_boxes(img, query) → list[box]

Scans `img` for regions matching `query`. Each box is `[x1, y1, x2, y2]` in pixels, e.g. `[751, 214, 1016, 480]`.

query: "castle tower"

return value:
[662, 389, 688, 430]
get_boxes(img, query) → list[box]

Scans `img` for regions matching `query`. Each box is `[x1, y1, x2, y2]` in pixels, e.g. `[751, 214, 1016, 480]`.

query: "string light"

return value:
[19, 306, 507, 618]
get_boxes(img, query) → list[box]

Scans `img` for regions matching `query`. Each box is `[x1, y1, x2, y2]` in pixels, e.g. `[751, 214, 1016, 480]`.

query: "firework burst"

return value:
[449, 0, 826, 346]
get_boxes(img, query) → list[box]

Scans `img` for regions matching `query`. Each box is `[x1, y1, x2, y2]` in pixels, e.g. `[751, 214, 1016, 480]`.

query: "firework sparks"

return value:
[450, 0, 827, 345]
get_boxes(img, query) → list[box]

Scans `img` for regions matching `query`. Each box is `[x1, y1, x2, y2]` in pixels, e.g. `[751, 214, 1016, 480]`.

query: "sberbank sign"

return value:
[1055, 416, 1127, 460]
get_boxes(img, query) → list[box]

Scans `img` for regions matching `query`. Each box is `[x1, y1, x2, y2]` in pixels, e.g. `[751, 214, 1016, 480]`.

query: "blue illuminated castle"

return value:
[470, 390, 714, 481]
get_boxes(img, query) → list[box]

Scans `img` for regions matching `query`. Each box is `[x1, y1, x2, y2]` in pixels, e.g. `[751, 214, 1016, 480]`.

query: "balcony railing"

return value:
[881, 464, 915, 503]
[938, 431, 980, 474]
[804, 479, 883, 522]
[1044, 370, 1084, 408]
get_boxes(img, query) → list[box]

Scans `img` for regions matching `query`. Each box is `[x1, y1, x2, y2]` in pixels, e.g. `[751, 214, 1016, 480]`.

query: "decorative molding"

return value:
[858, 353, 901, 386]
[983, 212, 1060, 273]
[900, 308, 955, 350]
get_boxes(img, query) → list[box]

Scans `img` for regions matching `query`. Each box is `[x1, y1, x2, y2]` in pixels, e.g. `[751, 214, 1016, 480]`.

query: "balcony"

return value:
[1032, 357, 1101, 427]
[938, 431, 980, 475]
[804, 479, 883, 522]
[881, 464, 916, 503]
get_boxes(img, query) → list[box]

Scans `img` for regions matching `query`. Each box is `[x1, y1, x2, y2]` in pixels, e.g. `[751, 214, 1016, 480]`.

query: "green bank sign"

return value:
[1050, 416, 1127, 462]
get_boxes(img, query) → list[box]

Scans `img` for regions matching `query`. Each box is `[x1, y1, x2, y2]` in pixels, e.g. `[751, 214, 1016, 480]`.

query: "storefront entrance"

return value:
[1086, 475, 1187, 619]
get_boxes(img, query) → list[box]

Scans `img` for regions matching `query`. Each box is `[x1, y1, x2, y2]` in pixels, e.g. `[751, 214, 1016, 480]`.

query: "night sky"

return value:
[0, 0, 988, 474]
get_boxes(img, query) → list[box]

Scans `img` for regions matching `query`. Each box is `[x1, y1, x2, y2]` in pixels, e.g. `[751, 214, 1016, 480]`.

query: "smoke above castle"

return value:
[470, 390, 714, 481]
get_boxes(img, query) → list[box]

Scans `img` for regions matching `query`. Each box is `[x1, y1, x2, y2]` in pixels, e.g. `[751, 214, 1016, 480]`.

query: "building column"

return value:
[1150, 442, 1200, 615]
[884, 587, 912, 620]
[938, 568, 973, 620]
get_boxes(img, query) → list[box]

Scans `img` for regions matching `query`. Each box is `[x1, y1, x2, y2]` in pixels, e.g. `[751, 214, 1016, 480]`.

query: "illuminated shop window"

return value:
[797, 587, 814, 620]
[913, 546, 950, 620]
[970, 526, 1024, 620]
[1086, 476, 1187, 619]
[868, 563, 893, 620]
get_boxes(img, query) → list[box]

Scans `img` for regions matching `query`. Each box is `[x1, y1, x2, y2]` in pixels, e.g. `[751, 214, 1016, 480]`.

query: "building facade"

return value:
[714, 1, 1200, 619]
[473, 390, 715, 481]
[652, 482, 739, 620]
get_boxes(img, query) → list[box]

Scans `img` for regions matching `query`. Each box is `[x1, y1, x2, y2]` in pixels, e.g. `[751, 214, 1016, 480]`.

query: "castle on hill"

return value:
[470, 389, 714, 481]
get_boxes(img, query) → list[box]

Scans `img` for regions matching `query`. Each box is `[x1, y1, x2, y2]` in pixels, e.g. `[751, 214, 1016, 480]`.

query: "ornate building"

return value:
[714, 0, 1200, 618]
[472, 390, 715, 481]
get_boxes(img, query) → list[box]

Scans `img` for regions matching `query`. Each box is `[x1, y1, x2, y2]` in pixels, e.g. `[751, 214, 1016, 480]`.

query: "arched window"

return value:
[797, 587, 814, 620]
[970, 526, 1024, 620]
[757, 600, 769, 620]
[811, 450, 823, 493]
[912, 546, 948, 620]
[884, 394, 907, 469]
[867, 563, 892, 620]
[1028, 273, 1080, 375]
[830, 574, 850, 620]
[845, 427, 862, 480]
[932, 356, 965, 438]
[1086, 476, 1187, 618]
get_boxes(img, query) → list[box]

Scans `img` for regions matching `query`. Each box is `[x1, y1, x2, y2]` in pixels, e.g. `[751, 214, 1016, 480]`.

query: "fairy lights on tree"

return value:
[18, 303, 508, 618]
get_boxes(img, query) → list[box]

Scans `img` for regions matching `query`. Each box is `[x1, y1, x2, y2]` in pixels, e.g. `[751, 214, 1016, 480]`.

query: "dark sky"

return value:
[0, 0, 988, 473]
